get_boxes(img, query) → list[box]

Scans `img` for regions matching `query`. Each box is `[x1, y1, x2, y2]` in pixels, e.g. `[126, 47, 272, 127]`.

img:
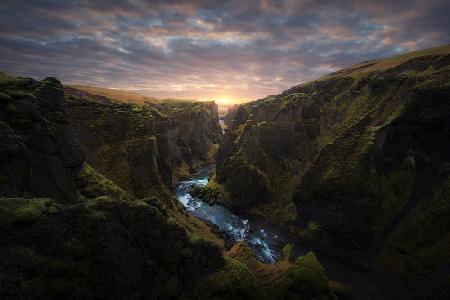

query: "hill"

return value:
[215, 44, 450, 296]
[0, 73, 342, 299]
[67, 84, 204, 106]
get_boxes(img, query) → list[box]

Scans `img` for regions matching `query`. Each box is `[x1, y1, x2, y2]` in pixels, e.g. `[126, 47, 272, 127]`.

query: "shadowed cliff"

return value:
[215, 45, 450, 296]
[0, 73, 344, 299]
[65, 85, 222, 198]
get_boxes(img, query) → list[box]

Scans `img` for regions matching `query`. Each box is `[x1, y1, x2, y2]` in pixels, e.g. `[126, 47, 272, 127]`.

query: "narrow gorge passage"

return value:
[1, 36, 448, 298]
[175, 167, 290, 263]
[174, 142, 399, 299]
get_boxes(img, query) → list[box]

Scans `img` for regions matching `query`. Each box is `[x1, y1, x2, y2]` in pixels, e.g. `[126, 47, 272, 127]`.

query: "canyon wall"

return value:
[66, 86, 222, 198]
[0, 73, 341, 299]
[0, 75, 229, 299]
[216, 45, 450, 294]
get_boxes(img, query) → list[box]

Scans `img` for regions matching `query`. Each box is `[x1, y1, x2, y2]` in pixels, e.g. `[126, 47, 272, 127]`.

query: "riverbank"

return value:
[175, 168, 404, 299]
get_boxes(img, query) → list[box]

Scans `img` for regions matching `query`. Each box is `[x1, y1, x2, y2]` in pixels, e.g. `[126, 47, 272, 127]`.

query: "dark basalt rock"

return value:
[189, 184, 219, 205]
[0, 76, 84, 203]
[0, 74, 245, 299]
[65, 87, 223, 198]
[0, 197, 225, 299]
[215, 45, 450, 295]
[0, 122, 30, 197]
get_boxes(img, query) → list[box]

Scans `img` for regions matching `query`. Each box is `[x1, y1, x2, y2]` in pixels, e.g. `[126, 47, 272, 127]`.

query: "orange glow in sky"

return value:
[216, 96, 238, 105]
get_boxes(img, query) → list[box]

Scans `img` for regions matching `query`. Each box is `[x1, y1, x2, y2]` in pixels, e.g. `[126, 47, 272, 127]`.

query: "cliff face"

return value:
[0, 73, 341, 299]
[0, 75, 225, 299]
[66, 86, 222, 198]
[0, 76, 84, 203]
[222, 104, 239, 127]
[216, 45, 450, 290]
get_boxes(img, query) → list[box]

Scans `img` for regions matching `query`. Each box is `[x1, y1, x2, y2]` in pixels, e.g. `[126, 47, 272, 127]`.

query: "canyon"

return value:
[1, 45, 449, 299]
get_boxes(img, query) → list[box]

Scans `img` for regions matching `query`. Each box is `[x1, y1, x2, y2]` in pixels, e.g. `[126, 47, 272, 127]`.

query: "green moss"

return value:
[378, 174, 450, 283]
[206, 143, 220, 163]
[7, 90, 36, 99]
[189, 183, 222, 204]
[173, 161, 192, 180]
[307, 221, 319, 231]
[0, 91, 12, 102]
[5, 103, 17, 112]
[76, 163, 131, 200]
[195, 256, 260, 299]
[281, 244, 293, 261]
[293, 252, 329, 293]
[84, 196, 116, 221]
[0, 198, 56, 227]
[269, 252, 329, 298]
[329, 280, 352, 298]
[89, 209, 108, 221]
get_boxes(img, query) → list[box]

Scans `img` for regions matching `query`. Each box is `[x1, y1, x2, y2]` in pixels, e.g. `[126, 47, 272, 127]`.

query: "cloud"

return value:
[0, 0, 448, 101]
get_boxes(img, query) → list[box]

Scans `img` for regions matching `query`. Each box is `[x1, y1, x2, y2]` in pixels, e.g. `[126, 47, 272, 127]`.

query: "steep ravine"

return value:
[0, 75, 228, 299]
[65, 86, 223, 198]
[176, 169, 399, 298]
[1, 73, 346, 299]
[213, 45, 450, 298]
[1, 45, 448, 299]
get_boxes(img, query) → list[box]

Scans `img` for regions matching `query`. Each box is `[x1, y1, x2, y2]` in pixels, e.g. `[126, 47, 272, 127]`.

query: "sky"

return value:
[0, 0, 449, 104]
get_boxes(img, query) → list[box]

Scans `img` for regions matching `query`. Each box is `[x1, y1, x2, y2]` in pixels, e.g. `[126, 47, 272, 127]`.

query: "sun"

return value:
[217, 96, 233, 105]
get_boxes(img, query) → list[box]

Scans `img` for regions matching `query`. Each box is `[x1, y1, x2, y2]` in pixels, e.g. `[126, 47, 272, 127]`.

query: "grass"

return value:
[0, 198, 56, 227]
[75, 163, 131, 200]
[323, 44, 450, 79]
[67, 84, 151, 104]
[66, 84, 210, 107]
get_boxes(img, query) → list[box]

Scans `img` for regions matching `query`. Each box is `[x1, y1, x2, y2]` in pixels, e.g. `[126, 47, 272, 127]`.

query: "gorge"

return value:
[1, 44, 449, 299]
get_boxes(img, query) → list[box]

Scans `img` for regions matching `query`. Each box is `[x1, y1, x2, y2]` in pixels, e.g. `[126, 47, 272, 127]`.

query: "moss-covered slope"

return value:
[0, 74, 227, 299]
[0, 73, 339, 299]
[216, 45, 450, 292]
[66, 86, 222, 198]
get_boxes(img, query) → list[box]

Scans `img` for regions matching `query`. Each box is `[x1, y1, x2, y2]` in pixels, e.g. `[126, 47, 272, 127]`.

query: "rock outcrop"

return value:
[223, 104, 239, 127]
[0, 75, 84, 203]
[0, 74, 227, 299]
[1, 73, 338, 299]
[65, 86, 222, 198]
[216, 45, 450, 295]
[0, 196, 226, 299]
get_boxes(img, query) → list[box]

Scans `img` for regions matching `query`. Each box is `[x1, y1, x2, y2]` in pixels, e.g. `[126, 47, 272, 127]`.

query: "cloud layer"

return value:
[1, 0, 449, 102]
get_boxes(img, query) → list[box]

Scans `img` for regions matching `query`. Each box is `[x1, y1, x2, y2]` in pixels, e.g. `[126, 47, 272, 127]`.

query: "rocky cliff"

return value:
[0, 74, 227, 299]
[0, 75, 84, 203]
[65, 86, 222, 198]
[0, 73, 340, 299]
[216, 45, 450, 294]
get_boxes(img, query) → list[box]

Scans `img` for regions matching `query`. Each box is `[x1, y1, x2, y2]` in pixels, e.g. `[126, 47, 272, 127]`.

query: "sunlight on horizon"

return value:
[216, 95, 239, 106]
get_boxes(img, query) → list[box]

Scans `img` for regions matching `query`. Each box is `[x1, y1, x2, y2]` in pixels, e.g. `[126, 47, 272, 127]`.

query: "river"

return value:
[175, 170, 289, 263]
[175, 168, 405, 299]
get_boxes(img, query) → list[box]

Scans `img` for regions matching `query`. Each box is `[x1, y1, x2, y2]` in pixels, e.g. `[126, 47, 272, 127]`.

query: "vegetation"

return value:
[224, 242, 346, 299]
[195, 256, 261, 299]
[66, 84, 222, 197]
[76, 163, 131, 200]
[1, 44, 449, 298]
[217, 45, 450, 295]
[269, 252, 330, 298]
[0, 198, 56, 227]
